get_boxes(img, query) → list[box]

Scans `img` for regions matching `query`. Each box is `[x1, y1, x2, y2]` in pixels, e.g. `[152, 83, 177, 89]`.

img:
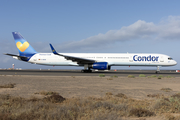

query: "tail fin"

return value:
[12, 32, 37, 56]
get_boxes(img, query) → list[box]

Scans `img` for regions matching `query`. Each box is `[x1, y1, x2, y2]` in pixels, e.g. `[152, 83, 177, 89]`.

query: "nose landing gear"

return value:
[156, 66, 160, 74]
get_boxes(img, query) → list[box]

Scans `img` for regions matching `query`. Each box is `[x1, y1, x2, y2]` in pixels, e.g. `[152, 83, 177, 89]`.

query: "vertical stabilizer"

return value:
[12, 32, 37, 56]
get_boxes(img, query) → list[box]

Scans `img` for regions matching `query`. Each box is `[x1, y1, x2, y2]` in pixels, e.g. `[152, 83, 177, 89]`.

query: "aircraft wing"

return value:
[4, 53, 28, 59]
[49, 44, 96, 64]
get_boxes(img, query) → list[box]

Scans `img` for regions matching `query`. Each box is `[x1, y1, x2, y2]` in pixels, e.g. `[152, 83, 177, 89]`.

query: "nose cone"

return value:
[173, 60, 177, 65]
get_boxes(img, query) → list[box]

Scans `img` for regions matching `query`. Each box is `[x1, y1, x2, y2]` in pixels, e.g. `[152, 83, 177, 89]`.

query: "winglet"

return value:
[49, 44, 58, 55]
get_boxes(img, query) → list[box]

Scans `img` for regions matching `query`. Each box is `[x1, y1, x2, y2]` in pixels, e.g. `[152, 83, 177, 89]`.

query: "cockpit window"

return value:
[168, 57, 173, 60]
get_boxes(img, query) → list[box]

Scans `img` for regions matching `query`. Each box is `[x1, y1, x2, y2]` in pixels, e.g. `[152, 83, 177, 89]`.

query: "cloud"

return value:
[55, 16, 180, 51]
[157, 16, 180, 40]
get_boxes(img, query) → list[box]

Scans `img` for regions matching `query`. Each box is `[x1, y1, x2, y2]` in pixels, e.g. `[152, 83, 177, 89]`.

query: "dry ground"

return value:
[0, 75, 179, 99]
[0, 75, 180, 120]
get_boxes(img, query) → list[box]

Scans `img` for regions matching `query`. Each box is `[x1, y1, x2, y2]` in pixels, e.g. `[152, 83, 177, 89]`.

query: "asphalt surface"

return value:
[0, 69, 180, 77]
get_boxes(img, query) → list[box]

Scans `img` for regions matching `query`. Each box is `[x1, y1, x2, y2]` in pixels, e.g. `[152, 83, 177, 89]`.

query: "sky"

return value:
[0, 0, 180, 70]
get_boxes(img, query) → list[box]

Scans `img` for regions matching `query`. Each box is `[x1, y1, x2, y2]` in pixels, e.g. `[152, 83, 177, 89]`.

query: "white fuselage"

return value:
[26, 53, 177, 67]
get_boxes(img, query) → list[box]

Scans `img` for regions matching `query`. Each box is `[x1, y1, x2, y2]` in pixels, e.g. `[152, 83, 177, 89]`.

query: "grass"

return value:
[43, 94, 66, 103]
[161, 88, 172, 92]
[111, 75, 118, 78]
[0, 93, 152, 120]
[151, 75, 157, 77]
[107, 78, 113, 80]
[166, 75, 174, 78]
[0, 83, 16, 88]
[106, 92, 113, 95]
[171, 93, 180, 99]
[129, 108, 155, 117]
[139, 74, 146, 77]
[99, 74, 105, 77]
[107, 75, 118, 80]
[115, 93, 128, 99]
[2, 92, 180, 119]
[34, 91, 59, 95]
[158, 75, 163, 77]
[152, 75, 174, 79]
[128, 75, 135, 78]
[153, 96, 180, 114]
[158, 75, 164, 79]
[147, 94, 164, 98]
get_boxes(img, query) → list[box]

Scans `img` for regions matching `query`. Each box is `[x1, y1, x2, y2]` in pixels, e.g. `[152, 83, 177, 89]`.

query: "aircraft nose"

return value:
[174, 60, 177, 65]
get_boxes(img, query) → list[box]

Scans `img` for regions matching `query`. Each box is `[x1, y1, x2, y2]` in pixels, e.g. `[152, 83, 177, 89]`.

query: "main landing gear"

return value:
[81, 64, 92, 73]
[155, 66, 160, 74]
[81, 69, 92, 73]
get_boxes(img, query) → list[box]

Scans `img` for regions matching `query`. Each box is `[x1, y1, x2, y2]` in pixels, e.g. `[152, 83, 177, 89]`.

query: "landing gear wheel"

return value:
[156, 66, 160, 74]
[81, 70, 92, 73]
[155, 71, 160, 74]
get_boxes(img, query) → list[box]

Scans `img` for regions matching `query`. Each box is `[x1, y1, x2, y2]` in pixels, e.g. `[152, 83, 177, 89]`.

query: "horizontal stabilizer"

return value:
[4, 53, 28, 59]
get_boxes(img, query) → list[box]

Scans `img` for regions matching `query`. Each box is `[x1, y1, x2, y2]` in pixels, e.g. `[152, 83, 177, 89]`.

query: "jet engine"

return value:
[92, 62, 110, 70]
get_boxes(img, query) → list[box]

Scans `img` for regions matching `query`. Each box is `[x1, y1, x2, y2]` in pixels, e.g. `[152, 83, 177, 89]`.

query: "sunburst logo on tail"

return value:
[16, 41, 29, 52]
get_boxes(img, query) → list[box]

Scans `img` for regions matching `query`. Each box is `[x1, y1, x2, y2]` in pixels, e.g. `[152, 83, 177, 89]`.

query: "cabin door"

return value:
[129, 56, 133, 62]
[160, 56, 164, 62]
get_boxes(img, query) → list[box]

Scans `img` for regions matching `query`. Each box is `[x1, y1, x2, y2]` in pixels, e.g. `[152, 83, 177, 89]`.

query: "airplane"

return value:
[5, 32, 177, 73]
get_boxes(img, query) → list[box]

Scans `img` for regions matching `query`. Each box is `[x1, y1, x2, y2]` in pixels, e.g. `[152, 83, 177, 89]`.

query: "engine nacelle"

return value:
[92, 62, 109, 70]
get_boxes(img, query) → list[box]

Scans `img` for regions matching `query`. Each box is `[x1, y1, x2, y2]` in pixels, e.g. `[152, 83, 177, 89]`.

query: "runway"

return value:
[0, 69, 180, 77]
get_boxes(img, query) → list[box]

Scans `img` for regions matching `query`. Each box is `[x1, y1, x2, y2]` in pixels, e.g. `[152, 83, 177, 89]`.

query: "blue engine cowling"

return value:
[92, 62, 109, 70]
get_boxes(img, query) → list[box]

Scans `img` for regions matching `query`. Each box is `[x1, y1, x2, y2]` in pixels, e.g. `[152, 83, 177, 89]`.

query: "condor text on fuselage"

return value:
[133, 55, 159, 62]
